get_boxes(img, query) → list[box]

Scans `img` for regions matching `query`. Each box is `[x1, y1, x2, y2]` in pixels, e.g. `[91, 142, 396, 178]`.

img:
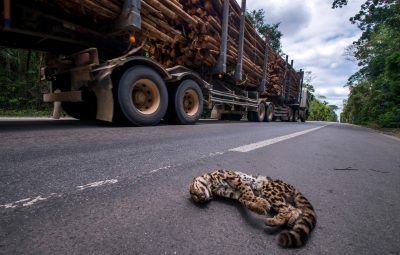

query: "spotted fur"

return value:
[189, 169, 317, 248]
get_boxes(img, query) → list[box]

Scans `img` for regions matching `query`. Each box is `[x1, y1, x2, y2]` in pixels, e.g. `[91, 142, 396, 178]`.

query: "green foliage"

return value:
[336, 0, 400, 127]
[332, 0, 349, 8]
[377, 109, 400, 128]
[308, 97, 338, 122]
[246, 9, 283, 54]
[302, 83, 316, 101]
[301, 81, 337, 121]
[0, 108, 50, 117]
[0, 48, 50, 115]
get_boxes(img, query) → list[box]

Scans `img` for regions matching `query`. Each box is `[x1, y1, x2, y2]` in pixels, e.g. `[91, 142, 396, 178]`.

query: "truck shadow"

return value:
[0, 119, 98, 132]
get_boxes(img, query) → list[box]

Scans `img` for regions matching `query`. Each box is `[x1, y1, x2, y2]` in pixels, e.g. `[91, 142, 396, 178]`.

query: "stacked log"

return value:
[45, 0, 301, 96]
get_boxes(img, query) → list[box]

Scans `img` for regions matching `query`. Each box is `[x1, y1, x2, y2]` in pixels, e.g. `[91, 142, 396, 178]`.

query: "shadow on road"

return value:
[0, 119, 100, 133]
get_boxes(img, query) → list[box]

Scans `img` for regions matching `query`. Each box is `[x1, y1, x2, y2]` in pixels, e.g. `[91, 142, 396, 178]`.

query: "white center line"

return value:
[229, 125, 327, 153]
[149, 165, 172, 173]
[76, 179, 118, 191]
[1, 193, 60, 209]
[1, 179, 119, 210]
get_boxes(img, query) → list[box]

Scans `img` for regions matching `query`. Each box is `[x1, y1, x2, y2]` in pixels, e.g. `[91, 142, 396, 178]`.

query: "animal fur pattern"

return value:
[189, 169, 317, 248]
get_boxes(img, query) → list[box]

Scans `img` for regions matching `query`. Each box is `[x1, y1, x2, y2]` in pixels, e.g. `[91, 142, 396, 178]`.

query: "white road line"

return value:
[22, 194, 58, 207]
[76, 179, 118, 190]
[0, 193, 59, 209]
[1, 179, 119, 210]
[229, 125, 327, 153]
[209, 151, 225, 157]
[149, 165, 172, 173]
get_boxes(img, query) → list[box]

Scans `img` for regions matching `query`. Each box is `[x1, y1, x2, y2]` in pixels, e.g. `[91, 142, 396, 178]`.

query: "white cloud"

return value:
[244, 0, 364, 110]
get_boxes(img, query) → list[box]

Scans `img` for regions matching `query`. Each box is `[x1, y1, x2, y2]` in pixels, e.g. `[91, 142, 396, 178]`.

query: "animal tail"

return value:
[278, 190, 317, 248]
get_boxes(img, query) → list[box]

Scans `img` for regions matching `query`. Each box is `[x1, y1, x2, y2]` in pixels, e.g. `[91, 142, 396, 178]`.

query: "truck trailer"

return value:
[0, 0, 309, 126]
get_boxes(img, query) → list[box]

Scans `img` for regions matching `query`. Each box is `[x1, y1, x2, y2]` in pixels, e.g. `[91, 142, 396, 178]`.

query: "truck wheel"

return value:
[254, 102, 266, 122]
[287, 108, 293, 122]
[293, 110, 299, 122]
[165, 80, 203, 125]
[264, 104, 274, 122]
[117, 65, 168, 126]
[248, 103, 266, 122]
[300, 110, 307, 122]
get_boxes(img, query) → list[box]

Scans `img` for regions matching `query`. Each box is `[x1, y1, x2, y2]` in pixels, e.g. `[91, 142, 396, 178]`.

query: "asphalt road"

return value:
[1, 119, 399, 255]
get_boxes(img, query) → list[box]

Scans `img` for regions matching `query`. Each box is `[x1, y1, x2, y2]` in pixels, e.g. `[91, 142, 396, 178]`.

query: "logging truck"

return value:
[0, 0, 309, 126]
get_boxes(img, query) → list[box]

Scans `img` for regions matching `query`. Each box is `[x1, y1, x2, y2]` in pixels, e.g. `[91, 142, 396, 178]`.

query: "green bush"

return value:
[378, 109, 400, 127]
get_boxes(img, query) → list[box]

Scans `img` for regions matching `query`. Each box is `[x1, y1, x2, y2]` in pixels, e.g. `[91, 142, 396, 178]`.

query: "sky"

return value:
[244, 0, 365, 112]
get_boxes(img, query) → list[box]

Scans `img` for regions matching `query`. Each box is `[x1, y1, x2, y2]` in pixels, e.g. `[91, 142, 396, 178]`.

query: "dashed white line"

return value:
[22, 193, 59, 207]
[1, 193, 59, 209]
[1, 179, 119, 210]
[149, 165, 173, 173]
[229, 125, 327, 153]
[76, 179, 119, 190]
[209, 151, 225, 157]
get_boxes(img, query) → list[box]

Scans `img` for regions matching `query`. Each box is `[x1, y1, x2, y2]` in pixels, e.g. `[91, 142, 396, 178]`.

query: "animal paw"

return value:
[264, 217, 286, 226]
[245, 201, 267, 215]
[252, 204, 267, 215]
[286, 208, 302, 227]
[256, 197, 271, 212]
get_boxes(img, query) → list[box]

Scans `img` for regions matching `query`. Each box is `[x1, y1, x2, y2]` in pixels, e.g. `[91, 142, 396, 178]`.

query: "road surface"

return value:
[1, 119, 399, 254]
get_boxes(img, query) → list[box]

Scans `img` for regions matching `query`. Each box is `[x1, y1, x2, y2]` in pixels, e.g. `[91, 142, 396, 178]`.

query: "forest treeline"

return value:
[334, 0, 400, 127]
[0, 49, 50, 115]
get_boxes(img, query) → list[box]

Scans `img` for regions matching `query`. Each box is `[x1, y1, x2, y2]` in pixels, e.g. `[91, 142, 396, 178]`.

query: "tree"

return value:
[0, 48, 49, 114]
[246, 9, 283, 54]
[302, 80, 338, 122]
[333, 0, 400, 127]
[308, 99, 338, 122]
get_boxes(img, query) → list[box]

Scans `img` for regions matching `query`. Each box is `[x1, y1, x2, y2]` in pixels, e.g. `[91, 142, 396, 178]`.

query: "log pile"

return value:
[45, 0, 301, 97]
[265, 54, 301, 98]
[137, 0, 271, 87]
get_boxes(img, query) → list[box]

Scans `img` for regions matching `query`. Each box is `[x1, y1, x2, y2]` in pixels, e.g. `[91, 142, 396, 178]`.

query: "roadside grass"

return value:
[374, 128, 400, 139]
[0, 109, 52, 117]
[367, 122, 400, 139]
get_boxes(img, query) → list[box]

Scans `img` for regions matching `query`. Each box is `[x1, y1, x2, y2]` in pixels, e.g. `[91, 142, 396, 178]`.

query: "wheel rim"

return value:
[288, 108, 293, 119]
[131, 79, 160, 115]
[258, 104, 266, 121]
[267, 106, 273, 121]
[183, 89, 200, 117]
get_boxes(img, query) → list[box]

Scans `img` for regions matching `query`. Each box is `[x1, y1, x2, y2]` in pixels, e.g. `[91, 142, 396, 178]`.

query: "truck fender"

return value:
[166, 66, 210, 94]
[112, 56, 172, 82]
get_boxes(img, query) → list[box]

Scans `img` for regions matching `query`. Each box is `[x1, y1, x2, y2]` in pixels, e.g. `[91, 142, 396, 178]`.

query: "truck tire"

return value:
[264, 104, 274, 122]
[248, 102, 266, 122]
[117, 65, 168, 126]
[164, 80, 203, 125]
[293, 110, 299, 122]
[255, 102, 266, 122]
[287, 108, 293, 122]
